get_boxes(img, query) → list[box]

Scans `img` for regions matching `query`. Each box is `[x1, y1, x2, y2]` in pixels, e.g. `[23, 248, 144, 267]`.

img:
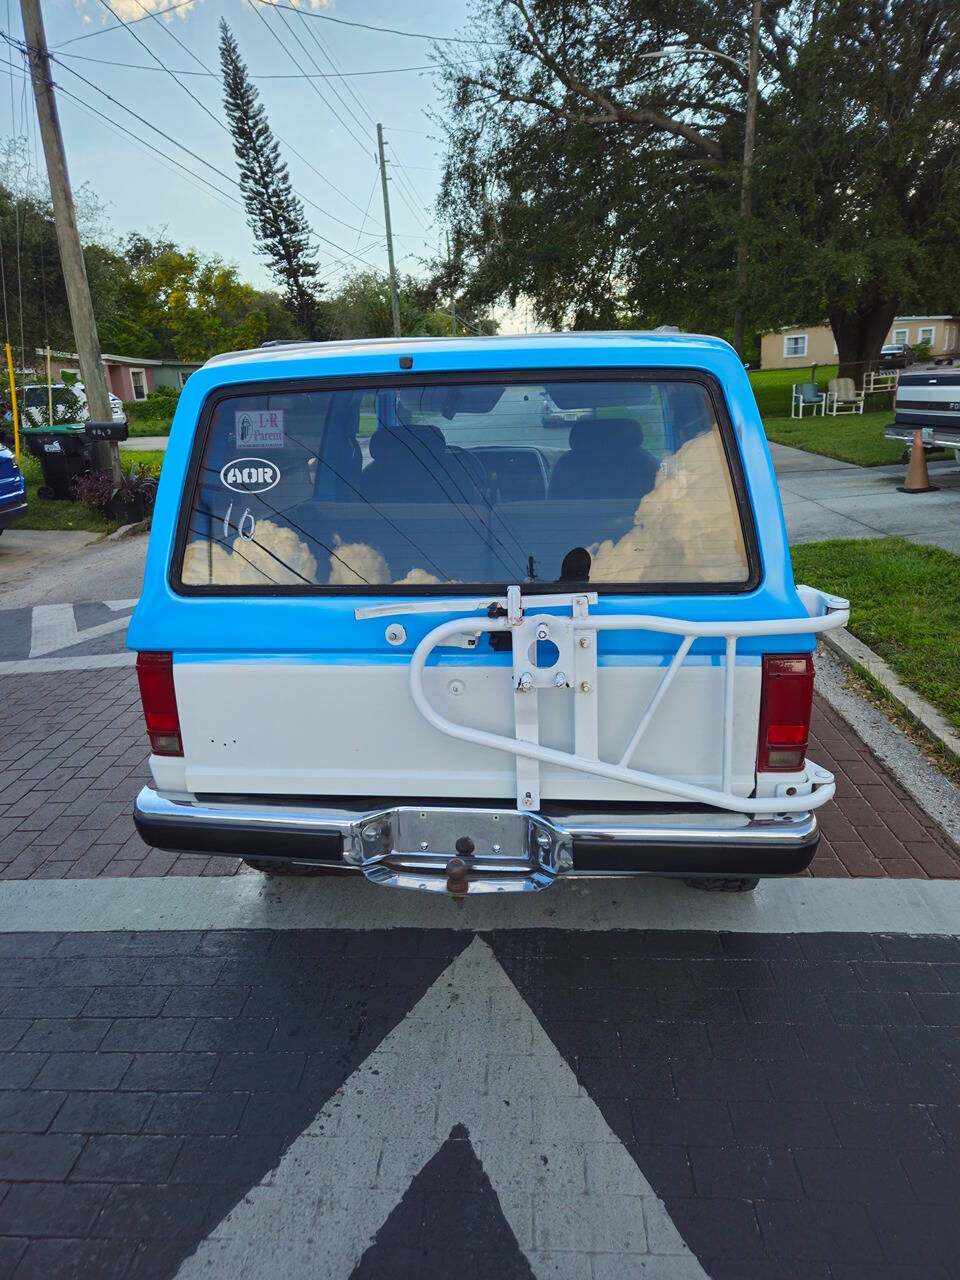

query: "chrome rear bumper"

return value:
[134, 787, 820, 893]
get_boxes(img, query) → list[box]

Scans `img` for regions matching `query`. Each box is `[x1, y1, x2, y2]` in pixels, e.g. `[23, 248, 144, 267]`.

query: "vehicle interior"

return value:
[183, 378, 749, 589]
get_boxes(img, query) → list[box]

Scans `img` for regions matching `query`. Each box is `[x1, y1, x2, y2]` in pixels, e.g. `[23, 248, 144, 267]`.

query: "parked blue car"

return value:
[129, 332, 849, 895]
[0, 444, 26, 533]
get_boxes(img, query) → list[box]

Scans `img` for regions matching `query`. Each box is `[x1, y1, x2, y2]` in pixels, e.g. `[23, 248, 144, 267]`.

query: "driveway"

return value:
[772, 442, 960, 552]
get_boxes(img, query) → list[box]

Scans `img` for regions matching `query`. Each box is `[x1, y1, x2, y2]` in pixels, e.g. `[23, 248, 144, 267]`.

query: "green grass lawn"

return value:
[124, 449, 165, 475]
[749, 365, 839, 416]
[763, 409, 952, 467]
[761, 410, 919, 467]
[791, 537, 960, 733]
[15, 447, 166, 532]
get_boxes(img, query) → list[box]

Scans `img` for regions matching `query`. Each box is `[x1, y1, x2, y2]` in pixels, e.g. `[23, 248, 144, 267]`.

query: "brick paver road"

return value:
[0, 669, 956, 882]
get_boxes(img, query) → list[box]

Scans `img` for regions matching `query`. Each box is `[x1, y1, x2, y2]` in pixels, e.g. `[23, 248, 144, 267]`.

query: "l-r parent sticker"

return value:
[220, 458, 281, 494]
[236, 409, 284, 449]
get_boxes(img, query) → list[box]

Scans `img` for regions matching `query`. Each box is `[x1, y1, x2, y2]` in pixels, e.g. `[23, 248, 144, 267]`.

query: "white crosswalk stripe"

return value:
[175, 938, 708, 1280]
[28, 599, 137, 658]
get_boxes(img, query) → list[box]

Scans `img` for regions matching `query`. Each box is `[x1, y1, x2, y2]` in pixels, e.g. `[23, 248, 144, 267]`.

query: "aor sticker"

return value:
[220, 457, 281, 494]
[236, 409, 284, 450]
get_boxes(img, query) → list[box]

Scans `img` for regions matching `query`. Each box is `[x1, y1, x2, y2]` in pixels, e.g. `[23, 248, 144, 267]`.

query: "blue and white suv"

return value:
[129, 332, 849, 894]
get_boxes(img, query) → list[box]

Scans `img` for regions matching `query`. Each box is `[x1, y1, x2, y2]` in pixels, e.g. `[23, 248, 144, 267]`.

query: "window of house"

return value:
[783, 334, 807, 358]
[918, 326, 934, 346]
[130, 369, 148, 401]
[177, 371, 189, 389]
[892, 329, 909, 344]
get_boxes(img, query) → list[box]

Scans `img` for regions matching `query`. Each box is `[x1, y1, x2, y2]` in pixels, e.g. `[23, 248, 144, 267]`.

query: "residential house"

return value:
[759, 316, 960, 370]
[38, 350, 202, 401]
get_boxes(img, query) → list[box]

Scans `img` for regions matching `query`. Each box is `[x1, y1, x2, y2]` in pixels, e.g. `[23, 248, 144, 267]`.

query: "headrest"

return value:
[568, 417, 644, 453]
[369, 422, 445, 463]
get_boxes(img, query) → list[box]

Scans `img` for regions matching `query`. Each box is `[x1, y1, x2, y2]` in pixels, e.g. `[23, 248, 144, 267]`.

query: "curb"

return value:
[105, 518, 151, 541]
[822, 627, 960, 761]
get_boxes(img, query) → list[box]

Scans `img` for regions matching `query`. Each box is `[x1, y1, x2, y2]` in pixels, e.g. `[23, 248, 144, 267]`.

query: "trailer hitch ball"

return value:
[445, 855, 470, 896]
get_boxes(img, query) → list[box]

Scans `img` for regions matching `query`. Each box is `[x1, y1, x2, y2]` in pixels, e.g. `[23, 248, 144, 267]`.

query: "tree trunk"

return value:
[829, 302, 897, 382]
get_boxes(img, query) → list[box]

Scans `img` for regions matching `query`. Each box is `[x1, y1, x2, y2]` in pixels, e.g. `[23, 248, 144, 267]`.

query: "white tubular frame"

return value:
[405, 585, 849, 815]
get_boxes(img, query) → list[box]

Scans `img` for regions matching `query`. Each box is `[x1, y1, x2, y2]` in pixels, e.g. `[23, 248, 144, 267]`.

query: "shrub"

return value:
[123, 387, 180, 421]
[70, 470, 116, 509]
[72, 462, 158, 512]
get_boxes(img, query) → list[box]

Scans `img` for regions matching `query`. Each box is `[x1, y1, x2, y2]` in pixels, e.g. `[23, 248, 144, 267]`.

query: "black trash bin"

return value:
[21, 422, 94, 500]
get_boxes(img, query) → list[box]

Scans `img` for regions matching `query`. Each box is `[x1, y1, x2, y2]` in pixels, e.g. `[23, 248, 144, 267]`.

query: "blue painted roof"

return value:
[203, 331, 737, 376]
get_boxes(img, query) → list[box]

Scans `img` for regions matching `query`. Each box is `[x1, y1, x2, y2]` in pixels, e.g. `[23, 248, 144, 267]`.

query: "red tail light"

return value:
[757, 654, 814, 771]
[136, 652, 183, 756]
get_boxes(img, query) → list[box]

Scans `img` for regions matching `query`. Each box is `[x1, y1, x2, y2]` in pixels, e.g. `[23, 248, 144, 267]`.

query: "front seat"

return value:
[547, 417, 660, 501]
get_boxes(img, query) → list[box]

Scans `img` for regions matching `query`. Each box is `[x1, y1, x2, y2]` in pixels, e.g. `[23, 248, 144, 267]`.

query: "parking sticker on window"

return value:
[220, 458, 281, 494]
[236, 410, 284, 450]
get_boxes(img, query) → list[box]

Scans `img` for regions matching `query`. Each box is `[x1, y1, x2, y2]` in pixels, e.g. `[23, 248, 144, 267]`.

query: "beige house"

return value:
[759, 315, 960, 370]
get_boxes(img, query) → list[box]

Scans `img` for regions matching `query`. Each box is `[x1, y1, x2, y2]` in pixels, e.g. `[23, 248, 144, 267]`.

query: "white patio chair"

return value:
[825, 377, 865, 415]
[791, 382, 826, 418]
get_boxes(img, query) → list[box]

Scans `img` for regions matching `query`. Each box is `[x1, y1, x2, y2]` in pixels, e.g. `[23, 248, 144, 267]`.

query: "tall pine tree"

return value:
[219, 20, 324, 339]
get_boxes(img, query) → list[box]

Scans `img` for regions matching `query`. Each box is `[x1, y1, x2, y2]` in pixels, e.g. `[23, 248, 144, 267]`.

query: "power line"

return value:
[288, 15, 435, 236]
[41, 49, 245, 196]
[254, 2, 503, 46]
[52, 49, 447, 79]
[55, 81, 244, 212]
[0, 58, 390, 302]
[73, 9, 379, 242]
[353, 173, 379, 254]
[1, 45, 386, 284]
[244, 0, 370, 158]
[90, 5, 377, 229]
[96, 0, 227, 135]
[52, 0, 196, 48]
[294, 7, 374, 127]
[12, 38, 388, 273]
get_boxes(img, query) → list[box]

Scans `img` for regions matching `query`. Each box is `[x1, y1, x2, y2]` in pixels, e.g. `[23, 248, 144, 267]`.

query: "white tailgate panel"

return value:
[174, 661, 761, 803]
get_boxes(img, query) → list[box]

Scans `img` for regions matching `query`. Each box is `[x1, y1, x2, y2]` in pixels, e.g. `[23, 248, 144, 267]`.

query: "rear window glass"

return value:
[178, 378, 751, 592]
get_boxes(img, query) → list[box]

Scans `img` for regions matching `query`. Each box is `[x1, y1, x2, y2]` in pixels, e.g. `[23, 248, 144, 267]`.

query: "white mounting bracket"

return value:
[509, 595, 598, 810]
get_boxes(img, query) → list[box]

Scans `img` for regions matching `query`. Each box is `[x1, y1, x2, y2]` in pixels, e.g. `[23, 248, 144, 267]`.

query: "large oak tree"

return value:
[434, 0, 960, 375]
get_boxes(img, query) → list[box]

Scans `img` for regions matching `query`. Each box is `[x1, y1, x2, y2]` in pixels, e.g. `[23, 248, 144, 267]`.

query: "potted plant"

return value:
[72, 462, 158, 524]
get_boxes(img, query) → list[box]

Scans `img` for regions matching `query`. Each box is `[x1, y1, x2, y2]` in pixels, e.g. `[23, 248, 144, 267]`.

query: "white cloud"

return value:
[589, 431, 749, 584]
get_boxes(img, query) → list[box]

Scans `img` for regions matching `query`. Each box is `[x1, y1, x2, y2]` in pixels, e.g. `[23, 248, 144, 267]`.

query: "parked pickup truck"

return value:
[885, 367, 960, 462]
[128, 332, 848, 895]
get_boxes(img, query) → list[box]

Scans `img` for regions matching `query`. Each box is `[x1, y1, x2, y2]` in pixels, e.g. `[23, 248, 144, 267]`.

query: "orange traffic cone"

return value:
[898, 430, 939, 494]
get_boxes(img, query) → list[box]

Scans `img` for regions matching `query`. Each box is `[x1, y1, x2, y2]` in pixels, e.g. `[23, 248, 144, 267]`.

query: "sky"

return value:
[0, 0, 477, 300]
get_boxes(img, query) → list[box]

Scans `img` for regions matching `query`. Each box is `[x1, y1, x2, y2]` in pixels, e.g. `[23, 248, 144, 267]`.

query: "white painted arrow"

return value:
[29, 599, 138, 658]
[175, 938, 707, 1280]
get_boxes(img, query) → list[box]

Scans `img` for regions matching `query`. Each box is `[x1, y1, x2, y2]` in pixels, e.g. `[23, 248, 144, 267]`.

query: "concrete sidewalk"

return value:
[772, 441, 960, 552]
[122, 435, 169, 452]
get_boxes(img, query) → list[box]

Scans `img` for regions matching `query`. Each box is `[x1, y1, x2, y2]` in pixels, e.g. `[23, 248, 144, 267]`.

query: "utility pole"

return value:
[445, 232, 456, 336]
[20, 0, 120, 481]
[376, 123, 401, 339]
[732, 0, 761, 360]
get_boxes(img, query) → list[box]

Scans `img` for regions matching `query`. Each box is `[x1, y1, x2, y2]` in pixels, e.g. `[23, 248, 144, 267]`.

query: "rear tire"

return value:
[684, 876, 759, 893]
[241, 858, 352, 877]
